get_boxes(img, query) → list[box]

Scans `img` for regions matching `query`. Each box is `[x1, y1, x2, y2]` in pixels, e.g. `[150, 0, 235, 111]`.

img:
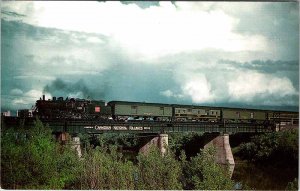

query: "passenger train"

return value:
[22, 95, 298, 126]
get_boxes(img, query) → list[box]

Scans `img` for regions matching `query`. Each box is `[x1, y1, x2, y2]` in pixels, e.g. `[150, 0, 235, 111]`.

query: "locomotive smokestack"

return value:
[43, 95, 45, 101]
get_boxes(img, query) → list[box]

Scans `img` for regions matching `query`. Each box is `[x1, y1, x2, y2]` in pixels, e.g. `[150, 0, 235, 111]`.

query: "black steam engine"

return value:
[33, 95, 111, 119]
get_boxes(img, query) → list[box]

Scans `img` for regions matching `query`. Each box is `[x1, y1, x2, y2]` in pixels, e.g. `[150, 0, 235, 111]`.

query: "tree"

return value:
[237, 129, 298, 165]
[182, 147, 234, 190]
[79, 145, 136, 189]
[1, 118, 80, 189]
[277, 129, 298, 165]
[286, 178, 298, 191]
[136, 146, 182, 190]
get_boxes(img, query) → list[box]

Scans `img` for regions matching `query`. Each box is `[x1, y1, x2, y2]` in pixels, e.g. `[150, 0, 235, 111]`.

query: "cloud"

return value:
[10, 88, 23, 96]
[2, 89, 51, 111]
[158, 56, 298, 106]
[182, 79, 213, 103]
[160, 90, 184, 99]
[228, 72, 297, 102]
[175, 74, 214, 103]
[121, 1, 160, 9]
[1, 1, 276, 59]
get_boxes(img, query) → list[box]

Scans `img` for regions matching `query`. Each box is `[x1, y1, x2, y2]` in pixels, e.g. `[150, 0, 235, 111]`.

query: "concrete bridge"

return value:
[1, 116, 282, 177]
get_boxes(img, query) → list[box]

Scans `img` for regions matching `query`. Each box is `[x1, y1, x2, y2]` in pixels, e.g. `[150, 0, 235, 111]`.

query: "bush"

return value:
[78, 145, 136, 189]
[2, 120, 237, 190]
[286, 178, 298, 190]
[181, 147, 234, 190]
[136, 146, 182, 190]
[237, 129, 298, 165]
[1, 119, 80, 189]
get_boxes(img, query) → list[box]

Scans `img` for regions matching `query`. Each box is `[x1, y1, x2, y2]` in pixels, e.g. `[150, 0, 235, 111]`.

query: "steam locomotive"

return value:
[32, 95, 111, 119]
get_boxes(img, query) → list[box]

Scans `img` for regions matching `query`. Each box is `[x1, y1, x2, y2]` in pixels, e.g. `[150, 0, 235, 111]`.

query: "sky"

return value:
[1, 1, 299, 113]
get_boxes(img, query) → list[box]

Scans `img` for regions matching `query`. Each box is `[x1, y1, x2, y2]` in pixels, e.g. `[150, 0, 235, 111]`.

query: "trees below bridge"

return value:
[236, 129, 298, 165]
[1, 119, 233, 190]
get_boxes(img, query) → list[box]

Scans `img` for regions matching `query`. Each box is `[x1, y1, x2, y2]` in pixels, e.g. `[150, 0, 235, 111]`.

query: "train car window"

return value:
[250, 112, 254, 119]
[183, 110, 186, 114]
[188, 109, 192, 112]
[198, 110, 200, 114]
[160, 107, 164, 110]
[131, 106, 137, 114]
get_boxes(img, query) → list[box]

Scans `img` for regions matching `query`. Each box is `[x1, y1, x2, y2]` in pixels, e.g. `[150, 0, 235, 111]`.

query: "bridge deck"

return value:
[2, 117, 273, 134]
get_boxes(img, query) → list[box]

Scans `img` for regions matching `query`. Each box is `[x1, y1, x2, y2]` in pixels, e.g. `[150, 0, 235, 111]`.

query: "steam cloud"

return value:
[43, 78, 105, 99]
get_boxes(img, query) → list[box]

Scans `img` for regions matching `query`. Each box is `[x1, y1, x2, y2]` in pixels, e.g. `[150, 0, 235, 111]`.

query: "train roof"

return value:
[108, 100, 298, 114]
[107, 100, 173, 107]
[170, 104, 298, 113]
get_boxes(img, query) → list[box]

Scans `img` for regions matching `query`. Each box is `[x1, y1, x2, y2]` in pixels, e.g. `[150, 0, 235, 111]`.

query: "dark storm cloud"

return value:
[121, 1, 159, 8]
[232, 2, 299, 60]
[1, 10, 26, 18]
[219, 59, 299, 73]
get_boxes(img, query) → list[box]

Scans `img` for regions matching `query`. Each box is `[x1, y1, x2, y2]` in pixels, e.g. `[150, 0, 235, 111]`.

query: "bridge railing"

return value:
[2, 117, 274, 134]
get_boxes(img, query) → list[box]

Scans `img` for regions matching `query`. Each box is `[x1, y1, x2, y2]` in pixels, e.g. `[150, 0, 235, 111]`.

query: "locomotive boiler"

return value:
[33, 95, 111, 119]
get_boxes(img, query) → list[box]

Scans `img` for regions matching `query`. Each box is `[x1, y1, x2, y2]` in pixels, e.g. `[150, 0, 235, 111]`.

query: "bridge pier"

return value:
[139, 133, 168, 155]
[57, 132, 69, 142]
[70, 136, 82, 158]
[57, 132, 82, 157]
[204, 134, 235, 177]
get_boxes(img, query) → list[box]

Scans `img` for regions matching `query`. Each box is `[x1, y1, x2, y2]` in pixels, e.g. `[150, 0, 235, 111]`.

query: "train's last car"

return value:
[108, 101, 172, 121]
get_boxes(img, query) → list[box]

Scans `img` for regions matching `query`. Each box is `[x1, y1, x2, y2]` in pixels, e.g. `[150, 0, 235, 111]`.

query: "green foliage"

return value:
[136, 146, 182, 190]
[238, 130, 298, 165]
[286, 178, 298, 190]
[277, 130, 298, 163]
[2, 121, 237, 190]
[1, 118, 79, 189]
[168, 132, 203, 158]
[94, 133, 138, 148]
[182, 147, 234, 190]
[78, 145, 136, 189]
[238, 133, 279, 161]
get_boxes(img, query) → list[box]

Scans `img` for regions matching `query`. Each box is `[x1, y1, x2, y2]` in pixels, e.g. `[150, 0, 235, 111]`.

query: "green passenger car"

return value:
[222, 108, 266, 122]
[108, 101, 173, 120]
[173, 105, 221, 121]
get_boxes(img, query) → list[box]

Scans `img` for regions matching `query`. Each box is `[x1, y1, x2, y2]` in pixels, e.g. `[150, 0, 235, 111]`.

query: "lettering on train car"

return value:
[95, 125, 111, 130]
[113, 126, 128, 130]
[129, 126, 143, 130]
